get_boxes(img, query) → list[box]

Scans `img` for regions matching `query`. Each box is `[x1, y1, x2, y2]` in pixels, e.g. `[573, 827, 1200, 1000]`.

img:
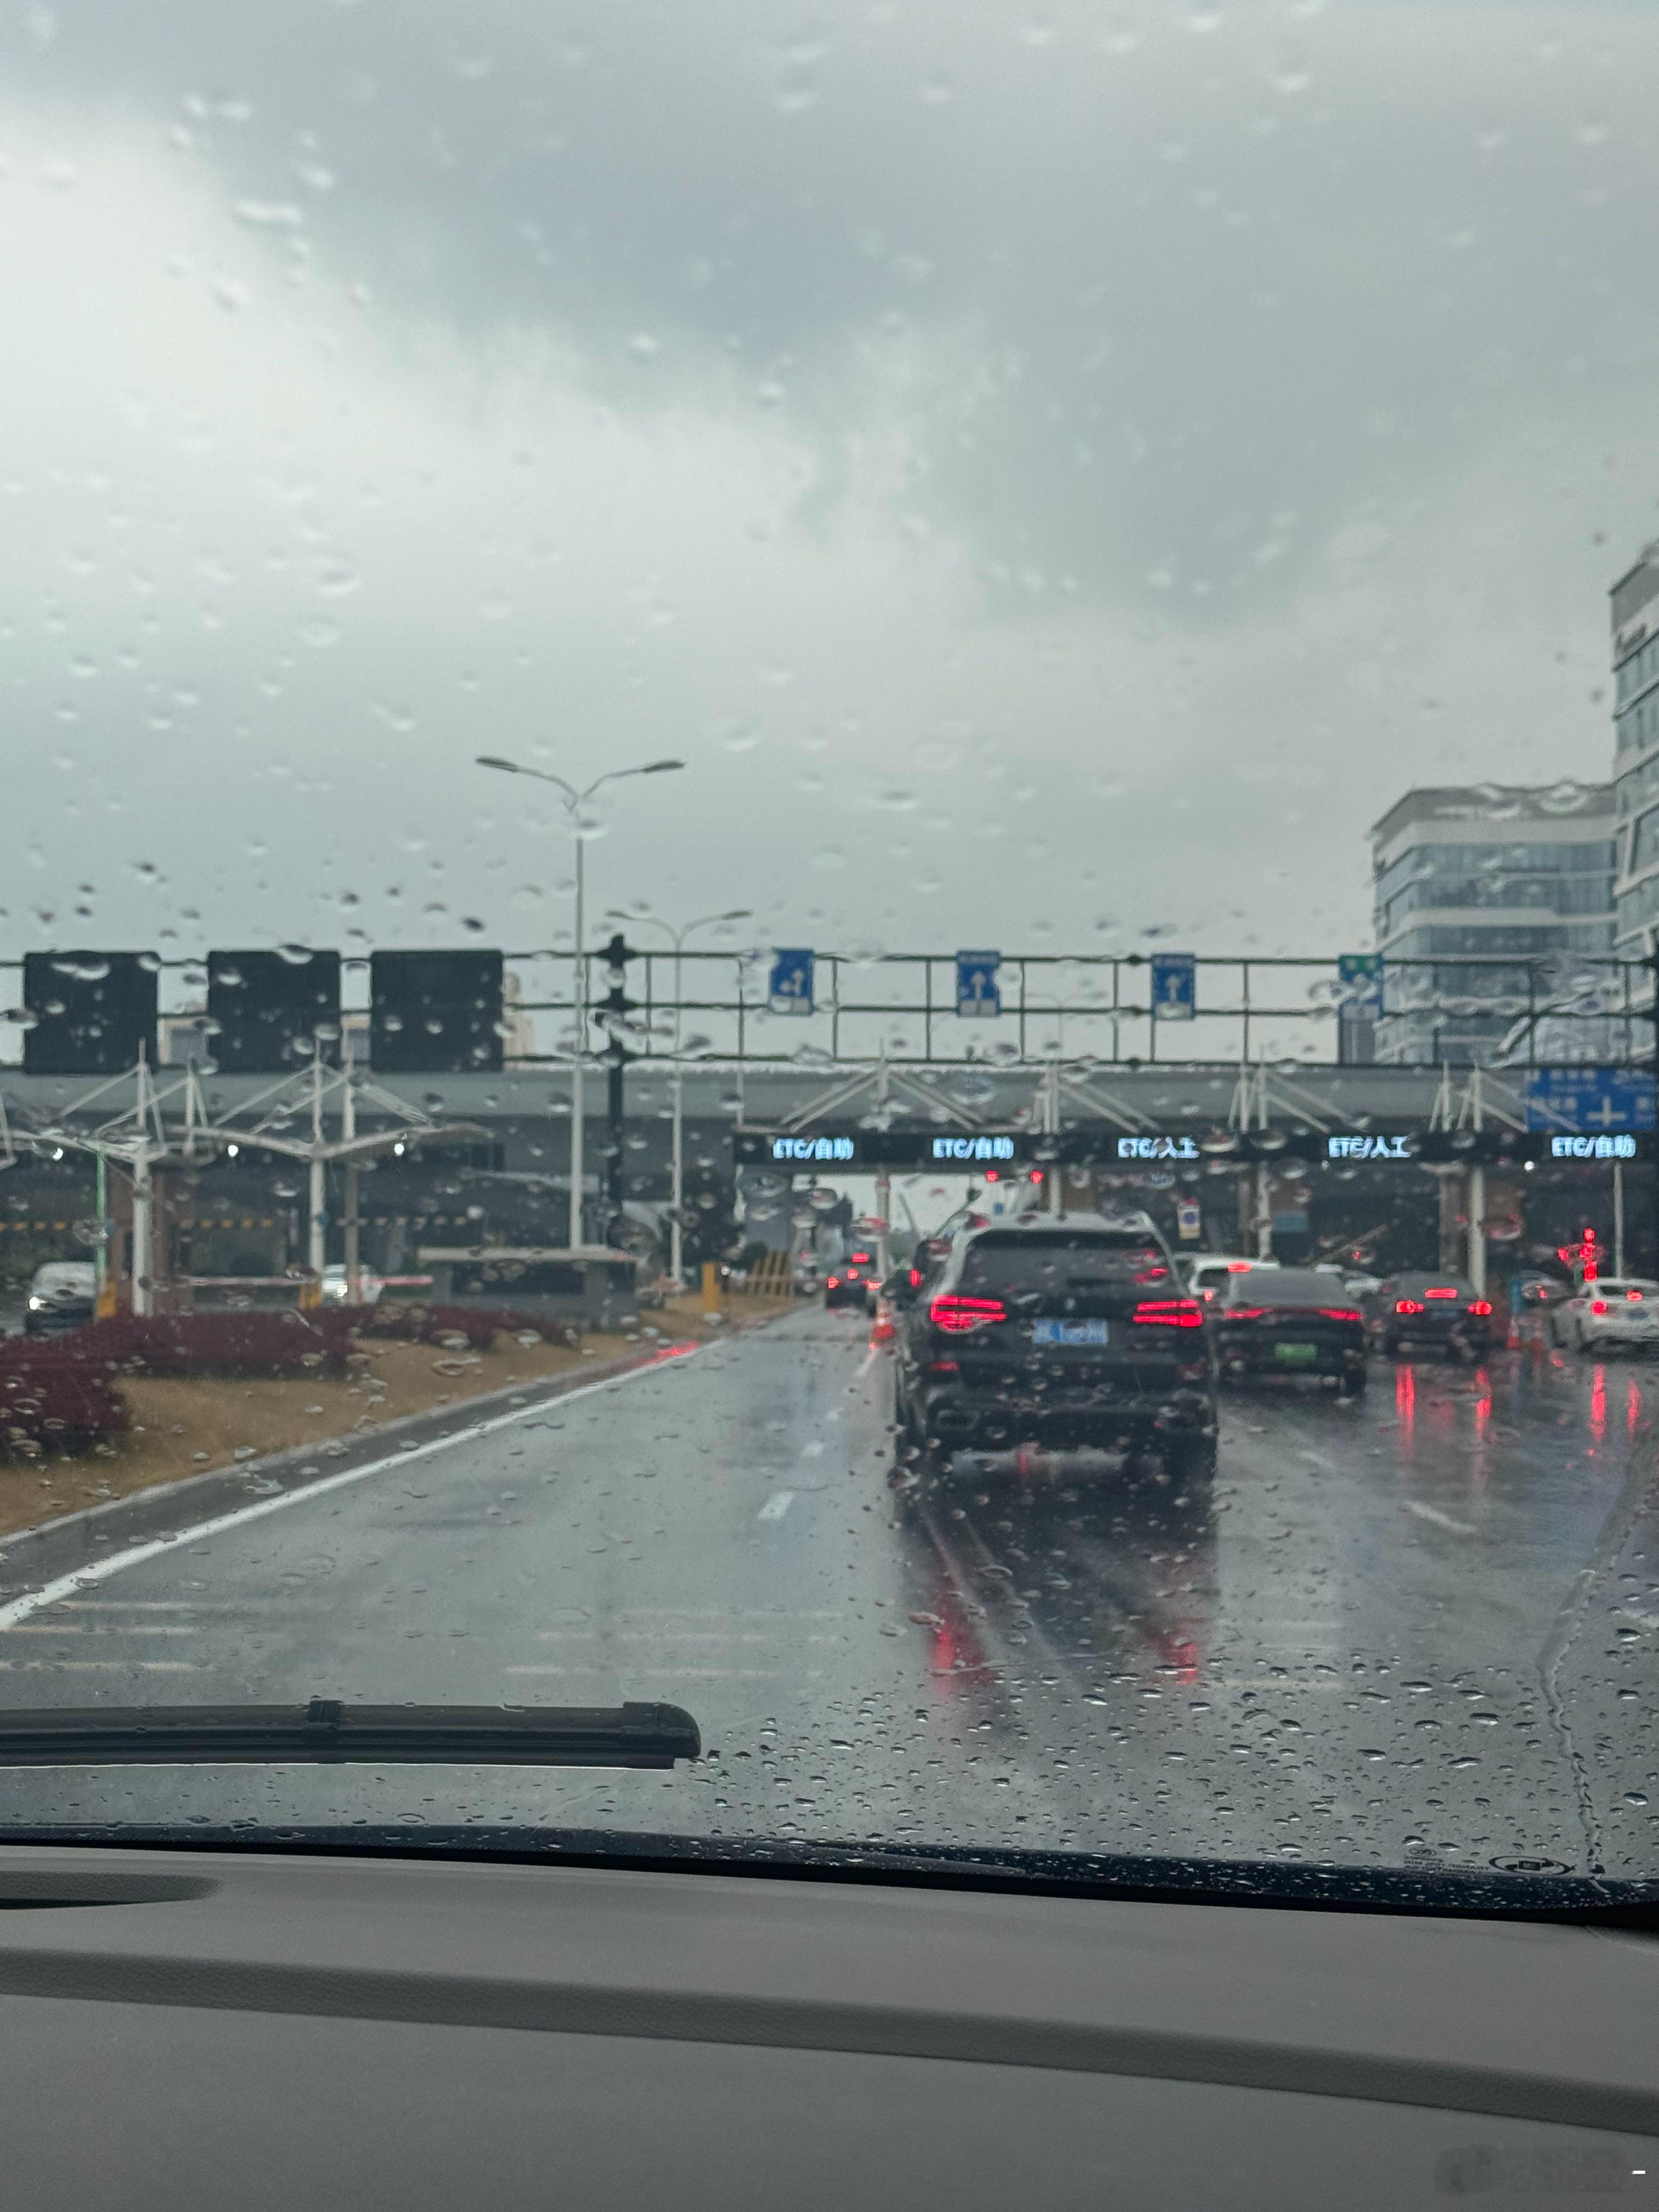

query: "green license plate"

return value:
[1274, 1342, 1319, 1364]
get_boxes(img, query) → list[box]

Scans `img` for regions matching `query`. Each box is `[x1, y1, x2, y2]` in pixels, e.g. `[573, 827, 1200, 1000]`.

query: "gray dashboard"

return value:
[0, 1845, 1649, 2207]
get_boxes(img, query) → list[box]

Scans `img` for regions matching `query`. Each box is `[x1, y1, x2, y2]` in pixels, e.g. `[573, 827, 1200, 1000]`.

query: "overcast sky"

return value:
[4, 0, 1657, 986]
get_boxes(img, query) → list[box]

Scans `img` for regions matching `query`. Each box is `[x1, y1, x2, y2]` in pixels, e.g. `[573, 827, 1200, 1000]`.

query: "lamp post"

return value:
[476, 753, 683, 1249]
[607, 907, 752, 1284]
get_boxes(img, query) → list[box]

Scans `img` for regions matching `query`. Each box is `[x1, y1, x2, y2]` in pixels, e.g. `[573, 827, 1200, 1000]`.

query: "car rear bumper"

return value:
[920, 1383, 1216, 1449]
[1221, 1344, 1364, 1380]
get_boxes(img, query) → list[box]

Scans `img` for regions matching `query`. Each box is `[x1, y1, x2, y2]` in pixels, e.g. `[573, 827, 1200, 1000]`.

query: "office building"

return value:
[1371, 784, 1616, 1064]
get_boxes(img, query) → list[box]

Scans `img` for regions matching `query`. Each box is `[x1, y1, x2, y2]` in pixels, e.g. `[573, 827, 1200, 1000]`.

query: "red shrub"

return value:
[0, 1350, 128, 1455]
[40, 1310, 352, 1379]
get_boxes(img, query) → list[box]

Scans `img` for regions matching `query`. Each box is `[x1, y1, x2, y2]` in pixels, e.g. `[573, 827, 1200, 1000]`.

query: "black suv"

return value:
[892, 1211, 1218, 1479]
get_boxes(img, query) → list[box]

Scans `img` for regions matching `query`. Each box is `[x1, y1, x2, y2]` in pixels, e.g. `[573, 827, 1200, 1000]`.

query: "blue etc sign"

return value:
[1550, 1133, 1638, 1160]
[1328, 1134, 1415, 1161]
[932, 1135, 1015, 1161]
[1116, 1135, 1200, 1160]
[770, 1135, 854, 1162]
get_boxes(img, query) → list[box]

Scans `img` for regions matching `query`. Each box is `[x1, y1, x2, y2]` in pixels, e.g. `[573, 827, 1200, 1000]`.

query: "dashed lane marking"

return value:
[1404, 1500, 1478, 1537]
[757, 1491, 796, 1521]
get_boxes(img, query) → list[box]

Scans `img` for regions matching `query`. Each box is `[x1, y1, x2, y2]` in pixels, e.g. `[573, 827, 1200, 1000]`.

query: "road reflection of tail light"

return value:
[1396, 1299, 1425, 1314]
[930, 1294, 1007, 1333]
[1469, 1300, 1492, 1316]
[1133, 1299, 1204, 1327]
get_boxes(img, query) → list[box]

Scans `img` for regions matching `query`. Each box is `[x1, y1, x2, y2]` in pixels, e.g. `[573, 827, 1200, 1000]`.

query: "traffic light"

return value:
[597, 934, 639, 1043]
[597, 935, 639, 1242]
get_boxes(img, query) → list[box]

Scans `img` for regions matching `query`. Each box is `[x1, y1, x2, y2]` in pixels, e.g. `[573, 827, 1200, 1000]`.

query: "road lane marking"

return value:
[757, 1491, 795, 1521]
[1404, 1501, 1477, 1537]
[854, 1346, 879, 1380]
[0, 1349, 706, 1633]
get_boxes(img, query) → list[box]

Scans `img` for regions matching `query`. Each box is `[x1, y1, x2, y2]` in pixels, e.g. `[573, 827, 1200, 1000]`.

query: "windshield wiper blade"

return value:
[0, 1701, 701, 1770]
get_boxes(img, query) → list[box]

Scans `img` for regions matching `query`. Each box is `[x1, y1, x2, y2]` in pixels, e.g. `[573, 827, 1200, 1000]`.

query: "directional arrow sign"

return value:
[955, 949, 1002, 1018]
[1149, 952, 1196, 1022]
[768, 948, 815, 1016]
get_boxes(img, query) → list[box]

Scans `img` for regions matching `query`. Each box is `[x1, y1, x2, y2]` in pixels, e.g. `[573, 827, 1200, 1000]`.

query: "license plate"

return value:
[1032, 1318, 1109, 1346]
[1274, 1342, 1319, 1364]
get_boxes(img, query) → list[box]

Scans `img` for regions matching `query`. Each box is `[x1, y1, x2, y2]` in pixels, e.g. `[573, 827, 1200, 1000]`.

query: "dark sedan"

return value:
[1367, 1272, 1497, 1358]
[825, 1242, 881, 1310]
[892, 1211, 1218, 1481]
[1214, 1267, 1367, 1397]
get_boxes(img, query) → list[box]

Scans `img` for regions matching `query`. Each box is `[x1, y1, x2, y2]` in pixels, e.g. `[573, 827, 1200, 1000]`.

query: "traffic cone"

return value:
[871, 1296, 895, 1347]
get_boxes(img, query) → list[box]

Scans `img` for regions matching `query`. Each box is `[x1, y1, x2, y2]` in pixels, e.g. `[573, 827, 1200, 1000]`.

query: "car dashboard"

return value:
[0, 1843, 1649, 2207]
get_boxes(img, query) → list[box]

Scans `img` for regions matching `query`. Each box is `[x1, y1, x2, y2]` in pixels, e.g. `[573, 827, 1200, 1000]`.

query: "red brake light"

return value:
[1469, 1300, 1492, 1317]
[826, 1276, 839, 1289]
[1226, 1306, 1267, 1320]
[930, 1294, 1007, 1334]
[1592, 1299, 1608, 1314]
[850, 1251, 871, 1264]
[1425, 1287, 1457, 1300]
[1133, 1299, 1204, 1328]
[1396, 1299, 1424, 1314]
[1319, 1308, 1362, 1322]
[1226, 1261, 1252, 1272]
[907, 1267, 922, 1289]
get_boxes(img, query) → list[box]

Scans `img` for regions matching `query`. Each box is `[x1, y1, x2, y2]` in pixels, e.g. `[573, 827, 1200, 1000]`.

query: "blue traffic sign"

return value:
[768, 947, 815, 1015]
[1524, 1067, 1656, 1133]
[955, 949, 1001, 1018]
[1338, 952, 1385, 1015]
[1149, 952, 1197, 1022]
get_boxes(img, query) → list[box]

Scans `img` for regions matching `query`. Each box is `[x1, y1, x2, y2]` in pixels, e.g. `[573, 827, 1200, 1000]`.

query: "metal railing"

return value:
[0, 947, 1651, 1073]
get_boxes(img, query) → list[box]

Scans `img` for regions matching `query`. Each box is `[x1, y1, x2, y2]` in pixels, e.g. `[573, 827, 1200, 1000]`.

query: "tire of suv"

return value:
[1163, 1430, 1217, 1482]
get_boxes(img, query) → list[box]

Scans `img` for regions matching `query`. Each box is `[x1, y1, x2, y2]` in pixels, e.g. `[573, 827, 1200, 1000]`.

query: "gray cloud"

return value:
[2, 0, 1655, 986]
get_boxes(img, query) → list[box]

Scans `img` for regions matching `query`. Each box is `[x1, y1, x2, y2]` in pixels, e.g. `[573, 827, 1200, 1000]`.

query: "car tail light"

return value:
[1226, 1261, 1252, 1272]
[850, 1251, 871, 1264]
[1629, 1290, 1645, 1302]
[907, 1267, 923, 1289]
[1225, 1305, 1267, 1320]
[930, 1294, 1007, 1333]
[826, 1276, 839, 1289]
[1425, 1287, 1457, 1300]
[1133, 1266, 1170, 1283]
[1319, 1308, 1362, 1322]
[1396, 1299, 1424, 1314]
[1469, 1300, 1492, 1317]
[1592, 1299, 1608, 1315]
[1132, 1299, 1204, 1328]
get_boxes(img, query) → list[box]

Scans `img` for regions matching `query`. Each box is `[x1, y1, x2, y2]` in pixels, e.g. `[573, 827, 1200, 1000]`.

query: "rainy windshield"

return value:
[960, 1232, 1171, 1294]
[0, 0, 1657, 1893]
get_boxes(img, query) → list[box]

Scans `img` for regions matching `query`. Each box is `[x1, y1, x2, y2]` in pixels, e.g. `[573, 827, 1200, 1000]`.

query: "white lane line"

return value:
[1404, 1500, 1477, 1537]
[757, 1490, 795, 1521]
[0, 1350, 704, 1634]
[0, 1660, 201, 1673]
[854, 1346, 879, 1380]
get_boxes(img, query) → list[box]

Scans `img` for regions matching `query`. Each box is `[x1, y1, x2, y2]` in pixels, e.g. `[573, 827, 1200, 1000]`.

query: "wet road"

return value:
[0, 1306, 1655, 1875]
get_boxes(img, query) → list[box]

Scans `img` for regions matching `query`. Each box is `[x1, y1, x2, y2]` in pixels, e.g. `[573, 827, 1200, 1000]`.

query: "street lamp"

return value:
[476, 754, 684, 1248]
[606, 906, 752, 1284]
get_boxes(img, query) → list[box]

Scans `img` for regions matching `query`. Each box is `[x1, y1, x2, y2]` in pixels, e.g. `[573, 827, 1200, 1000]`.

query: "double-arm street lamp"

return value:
[476, 753, 683, 1249]
[606, 907, 752, 1283]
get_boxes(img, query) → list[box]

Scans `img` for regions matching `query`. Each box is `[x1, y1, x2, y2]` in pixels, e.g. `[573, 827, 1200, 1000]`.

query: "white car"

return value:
[1183, 1254, 1277, 1304]
[1552, 1277, 1659, 1354]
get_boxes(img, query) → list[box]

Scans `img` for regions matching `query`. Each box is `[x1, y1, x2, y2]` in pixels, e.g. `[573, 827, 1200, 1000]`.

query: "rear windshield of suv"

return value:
[961, 1231, 1171, 1293]
[1234, 1269, 1357, 1308]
